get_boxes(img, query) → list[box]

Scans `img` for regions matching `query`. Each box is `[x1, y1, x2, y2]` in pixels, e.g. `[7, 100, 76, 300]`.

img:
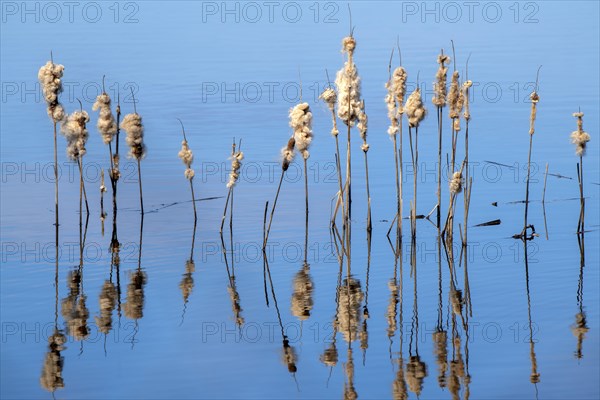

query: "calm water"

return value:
[1, 1, 599, 399]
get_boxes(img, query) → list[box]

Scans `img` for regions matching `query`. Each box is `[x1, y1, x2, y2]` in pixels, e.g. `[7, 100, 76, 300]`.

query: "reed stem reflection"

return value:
[40, 214, 66, 394]
[572, 230, 588, 359]
[180, 220, 197, 325]
[124, 215, 147, 348]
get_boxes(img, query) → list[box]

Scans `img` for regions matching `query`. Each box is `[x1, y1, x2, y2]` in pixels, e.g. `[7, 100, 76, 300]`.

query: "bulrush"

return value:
[385, 53, 407, 237]
[405, 87, 426, 236]
[522, 67, 541, 239]
[448, 68, 461, 172]
[121, 93, 146, 214]
[93, 84, 120, 212]
[335, 33, 363, 222]
[433, 51, 450, 229]
[61, 103, 90, 214]
[39, 57, 65, 225]
[571, 111, 591, 233]
[320, 83, 345, 224]
[571, 112, 590, 156]
[177, 120, 197, 220]
[93, 91, 117, 145]
[290, 102, 313, 223]
[449, 171, 463, 194]
[220, 139, 244, 233]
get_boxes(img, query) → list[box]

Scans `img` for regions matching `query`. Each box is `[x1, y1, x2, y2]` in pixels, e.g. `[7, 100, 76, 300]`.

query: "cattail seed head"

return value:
[571, 111, 590, 156]
[335, 59, 362, 126]
[320, 87, 339, 137]
[290, 102, 313, 160]
[528, 91, 540, 135]
[448, 71, 460, 119]
[432, 54, 450, 107]
[342, 36, 356, 57]
[462, 80, 473, 120]
[121, 113, 146, 160]
[178, 140, 194, 166]
[392, 67, 408, 115]
[357, 101, 368, 146]
[111, 154, 121, 181]
[92, 93, 117, 144]
[61, 110, 89, 160]
[38, 61, 66, 123]
[281, 137, 296, 171]
[405, 88, 427, 128]
[449, 171, 463, 194]
[227, 150, 244, 188]
[100, 169, 107, 193]
[320, 87, 337, 109]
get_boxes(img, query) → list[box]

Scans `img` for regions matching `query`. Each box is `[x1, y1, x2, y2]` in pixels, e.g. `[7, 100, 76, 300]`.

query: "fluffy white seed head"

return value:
[448, 71, 460, 119]
[178, 140, 194, 167]
[184, 168, 195, 180]
[357, 101, 368, 148]
[320, 87, 337, 110]
[449, 171, 463, 194]
[61, 110, 89, 160]
[227, 151, 244, 188]
[290, 102, 313, 160]
[281, 137, 296, 171]
[529, 91, 540, 135]
[121, 113, 146, 160]
[341, 36, 356, 58]
[405, 88, 427, 128]
[571, 111, 590, 156]
[38, 61, 66, 123]
[432, 54, 450, 107]
[335, 61, 362, 126]
[392, 67, 407, 115]
[92, 93, 117, 145]
[462, 80, 473, 120]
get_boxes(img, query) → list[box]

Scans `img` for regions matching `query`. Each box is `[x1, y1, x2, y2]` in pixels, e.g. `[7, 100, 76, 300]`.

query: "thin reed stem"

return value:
[77, 158, 89, 215]
[264, 170, 285, 249]
[304, 157, 309, 227]
[53, 121, 59, 226]
[363, 150, 372, 232]
[392, 134, 401, 235]
[524, 133, 533, 233]
[437, 107, 442, 230]
[190, 178, 197, 222]
[220, 188, 232, 234]
[137, 159, 144, 215]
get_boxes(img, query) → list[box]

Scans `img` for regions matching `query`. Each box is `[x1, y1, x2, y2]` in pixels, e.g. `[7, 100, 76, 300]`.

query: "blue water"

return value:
[1, 1, 599, 399]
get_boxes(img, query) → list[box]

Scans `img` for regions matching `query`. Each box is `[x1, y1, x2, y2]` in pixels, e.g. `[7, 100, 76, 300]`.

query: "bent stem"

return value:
[220, 187, 232, 235]
[263, 170, 285, 249]
[77, 158, 90, 215]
